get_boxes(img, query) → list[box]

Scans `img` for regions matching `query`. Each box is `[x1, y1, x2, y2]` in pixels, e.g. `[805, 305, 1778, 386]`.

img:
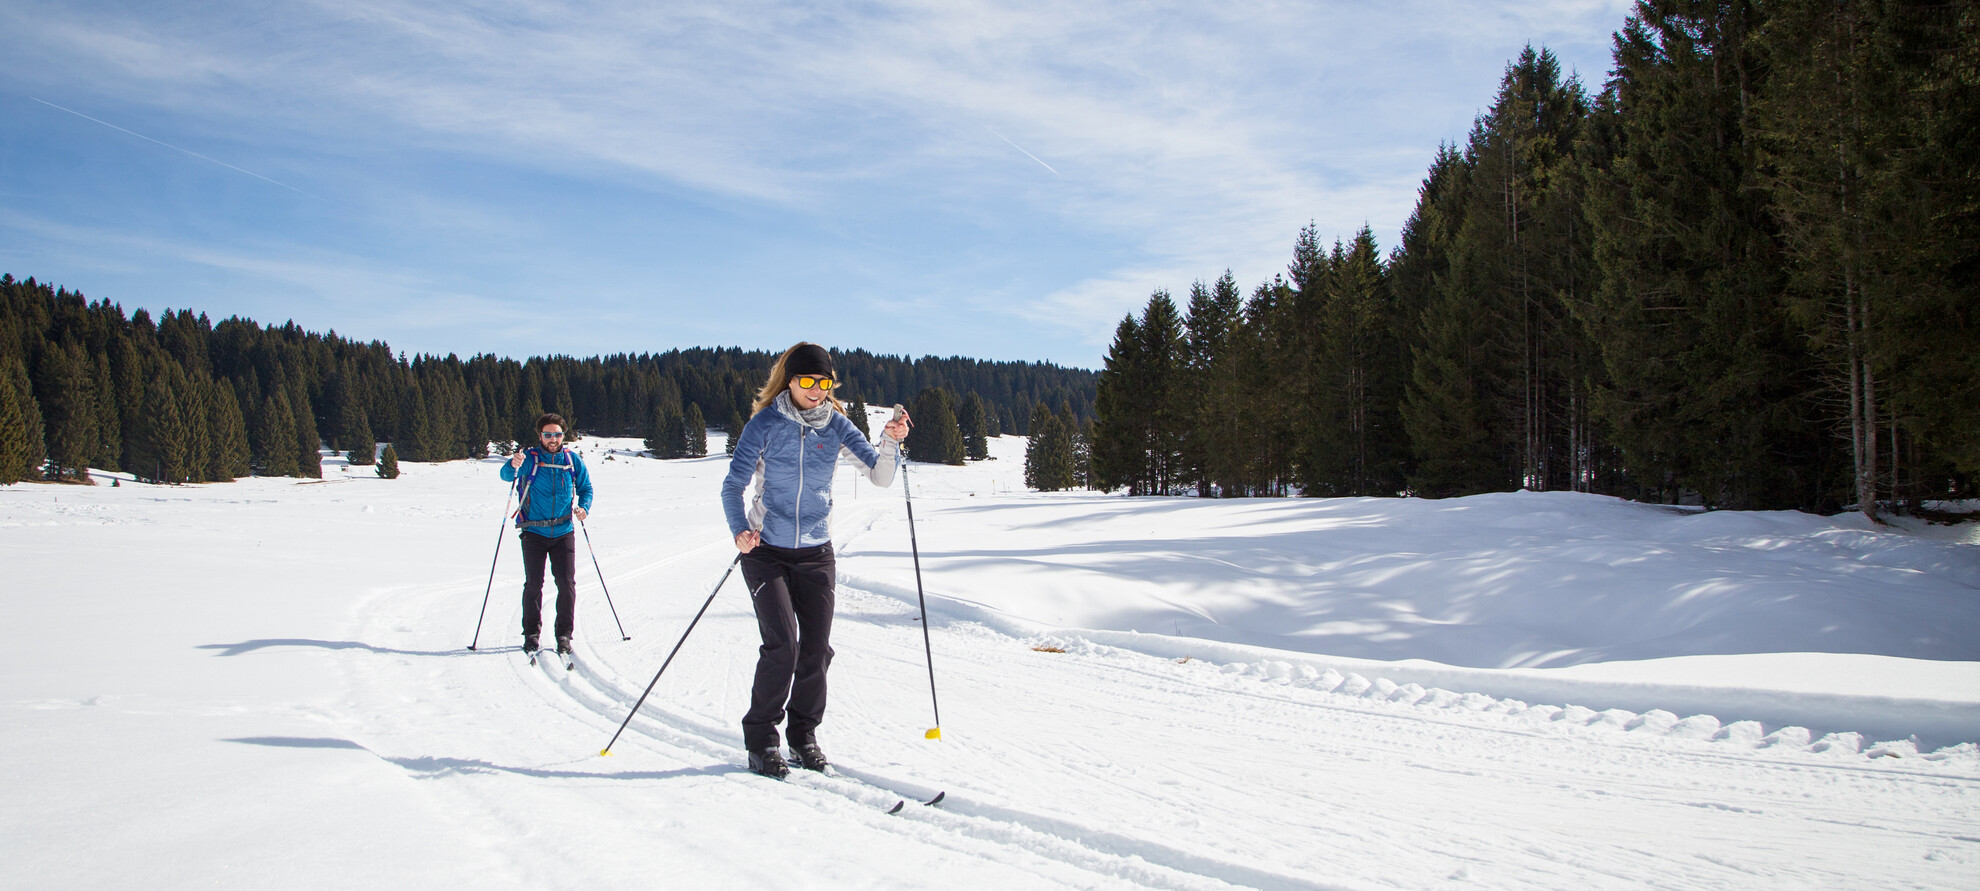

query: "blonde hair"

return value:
[752, 342, 846, 416]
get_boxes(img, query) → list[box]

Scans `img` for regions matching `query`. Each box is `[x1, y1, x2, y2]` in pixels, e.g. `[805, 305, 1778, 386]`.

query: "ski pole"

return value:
[899, 433, 943, 741]
[601, 553, 743, 756]
[467, 480, 517, 651]
[578, 516, 631, 640]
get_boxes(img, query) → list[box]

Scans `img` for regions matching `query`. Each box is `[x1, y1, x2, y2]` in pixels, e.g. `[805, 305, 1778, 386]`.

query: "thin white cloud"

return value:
[7, 0, 1636, 362]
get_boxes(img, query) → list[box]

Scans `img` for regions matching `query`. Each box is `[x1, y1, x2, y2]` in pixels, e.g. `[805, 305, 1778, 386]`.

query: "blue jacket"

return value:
[723, 398, 900, 548]
[500, 447, 593, 538]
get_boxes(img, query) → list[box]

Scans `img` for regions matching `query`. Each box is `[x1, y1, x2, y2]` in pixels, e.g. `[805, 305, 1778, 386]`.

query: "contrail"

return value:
[986, 126, 1059, 176]
[31, 97, 322, 200]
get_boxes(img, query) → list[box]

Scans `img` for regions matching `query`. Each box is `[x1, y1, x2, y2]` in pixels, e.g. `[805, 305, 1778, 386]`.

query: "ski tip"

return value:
[924, 791, 946, 806]
[886, 800, 905, 815]
[924, 727, 942, 740]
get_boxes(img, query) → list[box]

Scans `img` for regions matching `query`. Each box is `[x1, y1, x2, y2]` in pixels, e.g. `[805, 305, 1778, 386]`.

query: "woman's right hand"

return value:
[734, 530, 760, 553]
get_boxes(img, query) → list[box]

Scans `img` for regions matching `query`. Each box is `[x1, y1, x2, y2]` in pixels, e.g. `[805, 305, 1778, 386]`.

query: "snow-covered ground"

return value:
[5, 421, 1978, 889]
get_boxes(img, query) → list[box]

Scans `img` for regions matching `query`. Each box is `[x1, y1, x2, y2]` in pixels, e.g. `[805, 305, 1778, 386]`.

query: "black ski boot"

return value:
[523, 633, 540, 653]
[789, 741, 830, 773]
[748, 747, 790, 779]
[555, 635, 572, 656]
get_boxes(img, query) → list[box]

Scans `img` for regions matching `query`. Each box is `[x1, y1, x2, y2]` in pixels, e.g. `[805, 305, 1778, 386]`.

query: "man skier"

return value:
[500, 413, 594, 658]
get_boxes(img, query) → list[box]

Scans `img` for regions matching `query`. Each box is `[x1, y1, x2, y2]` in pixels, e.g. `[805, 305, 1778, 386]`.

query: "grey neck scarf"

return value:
[775, 391, 835, 430]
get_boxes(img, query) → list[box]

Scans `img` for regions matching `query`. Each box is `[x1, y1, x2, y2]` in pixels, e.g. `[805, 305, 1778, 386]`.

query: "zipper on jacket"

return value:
[793, 424, 805, 547]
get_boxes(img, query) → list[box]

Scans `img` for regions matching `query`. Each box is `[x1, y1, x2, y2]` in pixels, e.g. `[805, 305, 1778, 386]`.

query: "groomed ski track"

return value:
[330, 483, 1979, 890]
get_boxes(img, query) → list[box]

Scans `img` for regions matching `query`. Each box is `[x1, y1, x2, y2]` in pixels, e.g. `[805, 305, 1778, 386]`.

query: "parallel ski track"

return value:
[515, 612, 1337, 891]
[348, 505, 1980, 891]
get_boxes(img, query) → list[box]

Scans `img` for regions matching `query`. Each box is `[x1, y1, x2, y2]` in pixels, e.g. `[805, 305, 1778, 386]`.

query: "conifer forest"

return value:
[4, 1, 1975, 522]
[1088, 0, 1978, 518]
[0, 274, 1095, 486]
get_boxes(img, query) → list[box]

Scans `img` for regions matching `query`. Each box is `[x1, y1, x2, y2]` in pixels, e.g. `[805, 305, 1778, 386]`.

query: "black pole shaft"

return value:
[903, 466, 942, 731]
[601, 553, 742, 755]
[468, 486, 516, 651]
[578, 518, 631, 640]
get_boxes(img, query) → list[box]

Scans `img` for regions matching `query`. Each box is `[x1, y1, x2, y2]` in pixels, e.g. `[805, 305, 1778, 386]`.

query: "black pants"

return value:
[519, 531, 577, 640]
[740, 543, 836, 751]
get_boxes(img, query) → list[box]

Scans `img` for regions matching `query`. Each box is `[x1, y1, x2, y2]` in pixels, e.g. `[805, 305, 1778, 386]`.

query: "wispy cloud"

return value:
[5, 0, 1635, 363]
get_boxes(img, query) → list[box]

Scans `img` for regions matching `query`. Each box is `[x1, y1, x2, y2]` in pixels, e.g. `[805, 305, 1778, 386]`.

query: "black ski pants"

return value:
[519, 530, 577, 640]
[740, 542, 836, 752]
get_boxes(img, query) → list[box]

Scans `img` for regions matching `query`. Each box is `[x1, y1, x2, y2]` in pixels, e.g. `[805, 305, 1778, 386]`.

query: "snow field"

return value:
[3, 423, 1977, 889]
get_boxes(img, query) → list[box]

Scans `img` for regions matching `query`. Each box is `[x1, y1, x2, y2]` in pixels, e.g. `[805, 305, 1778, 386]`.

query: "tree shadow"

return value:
[197, 639, 496, 658]
[223, 736, 728, 782]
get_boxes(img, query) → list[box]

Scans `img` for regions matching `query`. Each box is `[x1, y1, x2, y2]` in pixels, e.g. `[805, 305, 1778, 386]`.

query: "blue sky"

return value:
[2, 1, 1632, 369]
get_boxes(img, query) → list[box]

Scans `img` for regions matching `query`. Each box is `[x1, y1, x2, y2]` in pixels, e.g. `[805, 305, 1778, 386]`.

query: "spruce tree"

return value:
[959, 393, 989, 461]
[0, 356, 44, 483]
[1582, 2, 1821, 509]
[684, 403, 708, 457]
[377, 443, 400, 479]
[1090, 316, 1143, 493]
[257, 391, 300, 477]
[341, 397, 374, 466]
[38, 343, 98, 481]
[290, 374, 322, 479]
[396, 378, 433, 462]
[137, 373, 192, 483]
[346, 407, 376, 466]
[846, 396, 871, 439]
[1023, 403, 1071, 491]
[648, 403, 686, 458]
[726, 408, 747, 455]
[906, 388, 964, 465]
[207, 378, 252, 480]
[90, 352, 121, 471]
[179, 367, 215, 482]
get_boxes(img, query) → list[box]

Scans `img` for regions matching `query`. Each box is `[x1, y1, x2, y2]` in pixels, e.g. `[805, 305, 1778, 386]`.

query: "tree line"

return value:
[0, 275, 1097, 484]
[1083, 0, 1977, 517]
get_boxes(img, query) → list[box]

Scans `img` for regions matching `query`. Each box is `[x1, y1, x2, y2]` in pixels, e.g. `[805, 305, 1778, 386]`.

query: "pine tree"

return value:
[648, 403, 686, 458]
[137, 373, 192, 483]
[1090, 316, 1143, 493]
[256, 391, 300, 477]
[1023, 402, 1074, 491]
[377, 443, 401, 479]
[341, 396, 374, 466]
[396, 377, 433, 462]
[207, 378, 252, 480]
[179, 367, 215, 482]
[684, 403, 708, 457]
[1751, 0, 1979, 514]
[959, 393, 990, 461]
[290, 373, 322, 479]
[906, 388, 964, 465]
[726, 408, 747, 455]
[0, 355, 45, 483]
[345, 406, 376, 466]
[1582, 1, 1824, 509]
[38, 342, 98, 481]
[846, 396, 871, 439]
[90, 352, 121, 471]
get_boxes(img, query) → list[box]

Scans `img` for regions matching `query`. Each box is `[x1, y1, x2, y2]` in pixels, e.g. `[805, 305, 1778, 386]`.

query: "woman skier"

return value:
[720, 342, 909, 778]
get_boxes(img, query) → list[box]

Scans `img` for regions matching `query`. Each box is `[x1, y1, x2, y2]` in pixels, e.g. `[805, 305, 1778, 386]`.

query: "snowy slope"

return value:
[4, 426, 1977, 890]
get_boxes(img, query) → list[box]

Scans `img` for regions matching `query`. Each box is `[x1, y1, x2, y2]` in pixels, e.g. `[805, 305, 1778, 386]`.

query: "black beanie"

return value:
[786, 343, 834, 378]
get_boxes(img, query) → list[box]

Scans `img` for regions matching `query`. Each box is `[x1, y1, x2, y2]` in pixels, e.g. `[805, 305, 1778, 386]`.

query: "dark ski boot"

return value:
[523, 633, 540, 653]
[789, 741, 830, 773]
[555, 635, 572, 656]
[748, 747, 790, 779]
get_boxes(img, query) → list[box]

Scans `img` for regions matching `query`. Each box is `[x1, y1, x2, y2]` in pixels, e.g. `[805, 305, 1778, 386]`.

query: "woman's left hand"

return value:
[882, 410, 911, 442]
